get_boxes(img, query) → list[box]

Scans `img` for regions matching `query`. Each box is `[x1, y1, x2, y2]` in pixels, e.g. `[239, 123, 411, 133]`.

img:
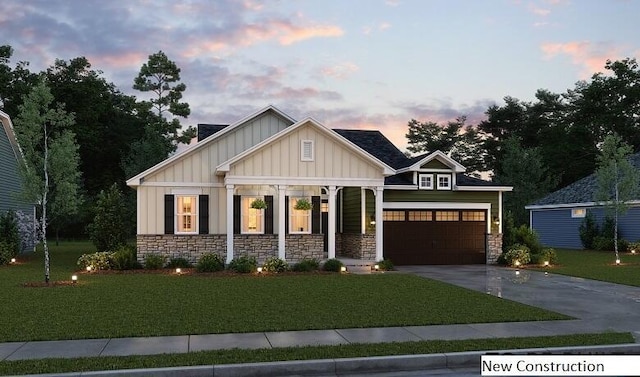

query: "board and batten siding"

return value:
[531, 206, 640, 249]
[143, 111, 291, 183]
[228, 122, 382, 179]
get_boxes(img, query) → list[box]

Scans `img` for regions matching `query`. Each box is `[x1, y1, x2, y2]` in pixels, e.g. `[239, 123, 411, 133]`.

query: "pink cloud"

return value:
[528, 3, 551, 16]
[87, 52, 148, 70]
[540, 41, 623, 77]
[275, 22, 344, 45]
[320, 62, 359, 79]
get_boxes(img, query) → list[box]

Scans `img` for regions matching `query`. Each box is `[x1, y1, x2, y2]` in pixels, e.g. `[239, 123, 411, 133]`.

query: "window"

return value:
[462, 211, 486, 221]
[408, 211, 432, 221]
[242, 197, 264, 233]
[418, 174, 433, 189]
[290, 197, 311, 233]
[436, 174, 451, 190]
[176, 196, 197, 233]
[383, 211, 406, 221]
[571, 208, 587, 218]
[301, 140, 314, 161]
[435, 211, 459, 221]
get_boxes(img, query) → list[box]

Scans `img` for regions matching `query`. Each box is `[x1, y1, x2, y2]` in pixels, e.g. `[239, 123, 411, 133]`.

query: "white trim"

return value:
[571, 208, 587, 218]
[216, 117, 395, 175]
[240, 196, 265, 234]
[174, 194, 198, 235]
[361, 188, 367, 234]
[171, 188, 203, 195]
[456, 185, 513, 192]
[289, 197, 312, 234]
[418, 174, 433, 190]
[418, 168, 455, 173]
[396, 150, 466, 174]
[0, 110, 25, 164]
[375, 187, 383, 261]
[226, 185, 234, 264]
[383, 202, 491, 210]
[498, 191, 503, 234]
[278, 185, 286, 259]
[524, 201, 640, 210]
[436, 174, 452, 190]
[328, 186, 337, 259]
[141, 182, 224, 188]
[225, 176, 385, 187]
[301, 139, 314, 161]
[126, 105, 296, 187]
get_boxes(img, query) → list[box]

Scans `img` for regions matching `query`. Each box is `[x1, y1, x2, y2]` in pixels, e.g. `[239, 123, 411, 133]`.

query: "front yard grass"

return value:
[0, 332, 633, 376]
[533, 248, 640, 287]
[0, 242, 569, 342]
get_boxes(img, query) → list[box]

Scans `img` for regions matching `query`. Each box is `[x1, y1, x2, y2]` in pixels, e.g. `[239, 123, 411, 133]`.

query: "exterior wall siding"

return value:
[341, 187, 361, 234]
[421, 159, 448, 169]
[531, 206, 640, 249]
[0, 122, 32, 215]
[229, 122, 382, 179]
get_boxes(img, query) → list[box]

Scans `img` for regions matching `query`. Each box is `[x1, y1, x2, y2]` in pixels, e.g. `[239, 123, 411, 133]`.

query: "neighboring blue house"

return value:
[0, 110, 36, 252]
[525, 153, 640, 249]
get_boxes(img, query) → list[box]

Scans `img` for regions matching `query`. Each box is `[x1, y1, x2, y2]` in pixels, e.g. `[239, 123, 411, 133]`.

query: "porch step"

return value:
[338, 258, 376, 275]
[345, 264, 372, 274]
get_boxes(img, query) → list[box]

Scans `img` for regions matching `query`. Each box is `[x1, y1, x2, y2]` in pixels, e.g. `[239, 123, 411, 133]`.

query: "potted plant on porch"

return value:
[294, 198, 312, 211]
[250, 198, 267, 210]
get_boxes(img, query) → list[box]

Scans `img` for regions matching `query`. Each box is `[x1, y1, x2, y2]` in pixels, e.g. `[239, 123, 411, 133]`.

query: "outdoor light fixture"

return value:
[632, 249, 637, 254]
[71, 275, 78, 283]
[544, 261, 549, 267]
[374, 264, 379, 271]
[493, 216, 500, 225]
[616, 259, 621, 265]
[175, 268, 182, 274]
[340, 266, 347, 272]
[369, 215, 376, 226]
[515, 270, 520, 276]
[86, 266, 92, 272]
[514, 260, 521, 267]
[10, 258, 16, 264]
[257, 267, 263, 273]
[544, 272, 548, 276]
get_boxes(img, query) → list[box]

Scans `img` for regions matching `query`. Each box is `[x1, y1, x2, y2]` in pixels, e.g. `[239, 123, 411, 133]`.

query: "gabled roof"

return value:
[0, 110, 23, 164]
[527, 152, 640, 208]
[396, 150, 466, 173]
[217, 118, 395, 176]
[126, 105, 296, 186]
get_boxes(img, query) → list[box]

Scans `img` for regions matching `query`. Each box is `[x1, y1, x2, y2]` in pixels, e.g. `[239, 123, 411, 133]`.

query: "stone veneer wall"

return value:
[136, 234, 226, 264]
[486, 233, 503, 264]
[339, 233, 376, 260]
[285, 234, 326, 262]
[233, 234, 278, 262]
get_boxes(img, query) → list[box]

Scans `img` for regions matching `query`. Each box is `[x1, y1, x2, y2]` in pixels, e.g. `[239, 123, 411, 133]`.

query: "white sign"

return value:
[481, 355, 640, 376]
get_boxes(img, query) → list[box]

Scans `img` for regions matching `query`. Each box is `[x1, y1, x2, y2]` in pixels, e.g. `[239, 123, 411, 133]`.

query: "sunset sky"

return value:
[2, 0, 639, 150]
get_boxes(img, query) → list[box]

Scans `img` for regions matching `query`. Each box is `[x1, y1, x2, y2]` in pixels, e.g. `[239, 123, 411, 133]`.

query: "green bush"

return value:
[377, 259, 394, 271]
[263, 257, 289, 273]
[629, 241, 640, 253]
[531, 247, 558, 265]
[110, 245, 140, 270]
[579, 211, 599, 249]
[0, 211, 20, 257]
[502, 244, 531, 267]
[87, 184, 130, 252]
[322, 258, 344, 272]
[291, 258, 319, 272]
[511, 225, 542, 254]
[77, 252, 112, 270]
[501, 211, 517, 251]
[166, 257, 193, 269]
[593, 236, 613, 251]
[143, 254, 166, 270]
[228, 256, 257, 273]
[0, 241, 13, 265]
[196, 253, 225, 272]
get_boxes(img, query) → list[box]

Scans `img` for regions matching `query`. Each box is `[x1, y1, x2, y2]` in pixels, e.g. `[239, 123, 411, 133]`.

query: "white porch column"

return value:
[360, 188, 366, 234]
[226, 184, 234, 264]
[498, 191, 503, 234]
[375, 186, 383, 261]
[278, 185, 286, 260]
[328, 186, 337, 259]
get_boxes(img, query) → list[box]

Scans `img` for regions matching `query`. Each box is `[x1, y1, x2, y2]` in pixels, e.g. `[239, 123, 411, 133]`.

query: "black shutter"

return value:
[264, 195, 274, 234]
[199, 195, 209, 234]
[233, 195, 241, 234]
[164, 195, 174, 234]
[285, 196, 289, 234]
[311, 196, 321, 234]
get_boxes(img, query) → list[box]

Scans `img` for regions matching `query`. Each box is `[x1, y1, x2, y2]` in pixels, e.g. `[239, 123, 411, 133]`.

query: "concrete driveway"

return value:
[397, 265, 640, 336]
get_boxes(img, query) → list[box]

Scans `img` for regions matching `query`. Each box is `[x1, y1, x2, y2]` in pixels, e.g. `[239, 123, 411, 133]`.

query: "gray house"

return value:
[526, 153, 640, 249]
[0, 110, 35, 252]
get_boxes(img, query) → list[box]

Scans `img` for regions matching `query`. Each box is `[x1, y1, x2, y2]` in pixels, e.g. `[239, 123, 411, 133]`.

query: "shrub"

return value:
[322, 258, 344, 272]
[579, 211, 599, 249]
[143, 254, 166, 270]
[110, 245, 140, 270]
[228, 256, 257, 273]
[531, 247, 558, 265]
[0, 211, 20, 257]
[77, 252, 112, 270]
[629, 241, 640, 253]
[593, 236, 613, 251]
[0, 241, 13, 265]
[511, 225, 542, 254]
[196, 253, 225, 272]
[87, 184, 130, 252]
[502, 244, 531, 267]
[377, 259, 394, 271]
[292, 258, 319, 272]
[501, 211, 517, 251]
[263, 257, 289, 273]
[166, 257, 193, 269]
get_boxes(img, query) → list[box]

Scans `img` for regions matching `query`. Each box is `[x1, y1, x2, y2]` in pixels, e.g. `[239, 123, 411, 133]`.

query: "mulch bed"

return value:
[22, 280, 83, 288]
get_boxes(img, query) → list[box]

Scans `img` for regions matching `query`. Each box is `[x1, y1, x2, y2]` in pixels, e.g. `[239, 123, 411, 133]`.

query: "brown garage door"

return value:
[383, 210, 486, 265]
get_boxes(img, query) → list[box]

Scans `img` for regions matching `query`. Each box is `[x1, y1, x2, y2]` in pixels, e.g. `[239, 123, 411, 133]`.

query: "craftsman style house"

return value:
[127, 106, 511, 265]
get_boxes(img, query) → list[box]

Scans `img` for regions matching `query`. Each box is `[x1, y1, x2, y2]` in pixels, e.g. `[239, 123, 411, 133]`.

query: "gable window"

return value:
[301, 140, 314, 161]
[290, 197, 311, 233]
[176, 195, 197, 233]
[436, 174, 451, 190]
[242, 197, 264, 233]
[418, 174, 433, 190]
[571, 208, 587, 218]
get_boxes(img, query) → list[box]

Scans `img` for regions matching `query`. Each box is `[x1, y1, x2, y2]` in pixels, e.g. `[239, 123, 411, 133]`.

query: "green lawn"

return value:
[534, 248, 640, 286]
[0, 333, 633, 376]
[0, 242, 569, 342]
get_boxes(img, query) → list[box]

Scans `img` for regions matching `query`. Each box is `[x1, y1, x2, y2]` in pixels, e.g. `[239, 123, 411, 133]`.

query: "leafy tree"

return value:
[13, 82, 82, 283]
[405, 116, 484, 172]
[495, 137, 558, 226]
[0, 45, 39, 116]
[87, 184, 129, 252]
[595, 134, 640, 261]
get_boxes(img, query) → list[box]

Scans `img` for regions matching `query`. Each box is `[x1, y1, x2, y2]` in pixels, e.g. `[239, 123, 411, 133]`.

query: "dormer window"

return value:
[418, 174, 433, 190]
[301, 140, 314, 161]
[437, 174, 451, 190]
